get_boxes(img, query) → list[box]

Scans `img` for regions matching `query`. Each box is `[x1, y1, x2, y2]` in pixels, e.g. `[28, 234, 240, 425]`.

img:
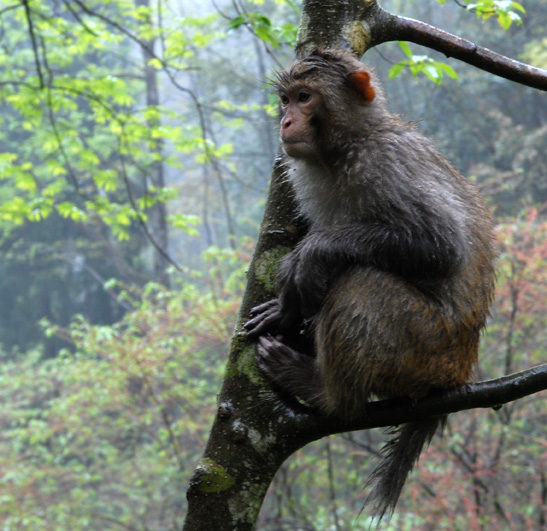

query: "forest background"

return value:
[0, 0, 546, 529]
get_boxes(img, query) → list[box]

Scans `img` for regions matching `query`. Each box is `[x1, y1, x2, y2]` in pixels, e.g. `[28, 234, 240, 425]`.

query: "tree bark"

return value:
[183, 1, 547, 529]
[182, 157, 305, 531]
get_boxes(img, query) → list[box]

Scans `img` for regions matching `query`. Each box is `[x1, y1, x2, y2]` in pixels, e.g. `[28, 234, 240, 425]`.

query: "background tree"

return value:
[0, 0, 289, 355]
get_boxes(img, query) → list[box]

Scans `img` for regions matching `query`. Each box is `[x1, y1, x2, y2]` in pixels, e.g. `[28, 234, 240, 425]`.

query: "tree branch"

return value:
[22, 0, 44, 88]
[310, 363, 547, 438]
[366, 1, 547, 91]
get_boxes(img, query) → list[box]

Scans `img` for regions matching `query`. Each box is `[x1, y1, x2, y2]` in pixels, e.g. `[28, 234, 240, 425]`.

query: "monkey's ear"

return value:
[348, 71, 376, 105]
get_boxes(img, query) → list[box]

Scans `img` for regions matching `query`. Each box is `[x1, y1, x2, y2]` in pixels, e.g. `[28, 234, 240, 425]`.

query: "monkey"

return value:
[244, 49, 496, 519]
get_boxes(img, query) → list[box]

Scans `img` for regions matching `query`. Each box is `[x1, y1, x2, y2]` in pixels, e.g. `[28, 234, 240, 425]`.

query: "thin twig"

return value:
[60, 0, 99, 37]
[22, 0, 44, 88]
[116, 135, 183, 273]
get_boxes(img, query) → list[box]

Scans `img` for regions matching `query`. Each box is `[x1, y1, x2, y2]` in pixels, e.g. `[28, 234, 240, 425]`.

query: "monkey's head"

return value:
[274, 49, 386, 160]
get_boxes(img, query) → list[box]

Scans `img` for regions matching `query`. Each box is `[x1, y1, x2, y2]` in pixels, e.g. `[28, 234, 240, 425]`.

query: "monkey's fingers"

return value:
[244, 301, 282, 338]
[244, 313, 279, 338]
[248, 299, 278, 317]
[257, 333, 278, 351]
[257, 335, 303, 365]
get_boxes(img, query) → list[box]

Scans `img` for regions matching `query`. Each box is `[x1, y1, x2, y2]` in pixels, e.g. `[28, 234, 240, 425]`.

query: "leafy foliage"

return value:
[389, 42, 459, 84]
[465, 0, 526, 29]
[392, 0, 527, 80]
[0, 245, 247, 529]
[227, 10, 298, 48]
[0, 0, 238, 249]
[0, 0, 298, 351]
[433, 0, 526, 29]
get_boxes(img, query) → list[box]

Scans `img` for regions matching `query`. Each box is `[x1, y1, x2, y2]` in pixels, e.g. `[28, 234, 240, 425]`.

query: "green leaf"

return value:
[12, 165, 36, 191]
[437, 63, 459, 80]
[398, 41, 413, 59]
[57, 202, 88, 221]
[424, 65, 442, 84]
[512, 2, 526, 13]
[168, 213, 200, 235]
[147, 58, 163, 70]
[93, 170, 118, 192]
[227, 15, 247, 30]
[389, 62, 407, 79]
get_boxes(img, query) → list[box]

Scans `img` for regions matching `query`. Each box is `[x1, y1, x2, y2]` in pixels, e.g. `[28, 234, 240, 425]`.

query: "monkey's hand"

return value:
[244, 295, 303, 339]
[244, 299, 283, 338]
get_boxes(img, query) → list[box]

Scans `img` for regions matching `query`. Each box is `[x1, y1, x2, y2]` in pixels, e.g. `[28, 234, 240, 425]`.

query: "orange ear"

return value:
[348, 71, 376, 105]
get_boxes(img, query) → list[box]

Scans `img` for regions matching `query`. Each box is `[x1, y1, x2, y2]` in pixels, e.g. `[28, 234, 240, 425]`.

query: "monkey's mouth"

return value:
[282, 141, 312, 158]
[281, 139, 307, 145]
[282, 139, 311, 151]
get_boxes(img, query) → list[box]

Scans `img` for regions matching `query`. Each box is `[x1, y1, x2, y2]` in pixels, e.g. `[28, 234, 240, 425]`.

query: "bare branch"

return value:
[0, 3, 20, 16]
[305, 363, 547, 438]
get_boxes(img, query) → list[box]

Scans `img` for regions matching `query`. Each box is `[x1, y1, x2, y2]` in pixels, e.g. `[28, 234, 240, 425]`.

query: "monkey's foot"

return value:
[256, 335, 322, 408]
[244, 299, 282, 338]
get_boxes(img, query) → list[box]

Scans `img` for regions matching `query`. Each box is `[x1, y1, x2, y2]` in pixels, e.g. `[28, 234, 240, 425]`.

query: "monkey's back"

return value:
[314, 200, 495, 420]
[308, 130, 496, 419]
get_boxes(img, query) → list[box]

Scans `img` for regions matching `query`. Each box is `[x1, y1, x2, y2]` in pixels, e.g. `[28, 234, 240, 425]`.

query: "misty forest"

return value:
[1, 0, 547, 529]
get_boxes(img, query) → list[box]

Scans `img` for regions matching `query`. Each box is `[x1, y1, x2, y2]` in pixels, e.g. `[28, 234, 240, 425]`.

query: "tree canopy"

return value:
[0, 0, 546, 530]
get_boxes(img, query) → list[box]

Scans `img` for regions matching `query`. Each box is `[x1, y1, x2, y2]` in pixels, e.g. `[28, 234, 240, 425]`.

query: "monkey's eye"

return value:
[298, 91, 311, 103]
[280, 95, 290, 105]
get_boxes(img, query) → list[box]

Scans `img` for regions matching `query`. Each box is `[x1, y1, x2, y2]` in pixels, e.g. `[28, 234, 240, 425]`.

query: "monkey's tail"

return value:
[365, 416, 445, 521]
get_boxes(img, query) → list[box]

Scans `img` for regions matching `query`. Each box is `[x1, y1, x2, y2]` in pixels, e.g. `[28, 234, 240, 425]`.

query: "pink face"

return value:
[278, 84, 321, 159]
[277, 70, 375, 160]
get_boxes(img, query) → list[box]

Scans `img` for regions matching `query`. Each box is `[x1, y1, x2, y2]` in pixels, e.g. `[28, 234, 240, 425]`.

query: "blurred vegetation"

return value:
[0, 0, 546, 529]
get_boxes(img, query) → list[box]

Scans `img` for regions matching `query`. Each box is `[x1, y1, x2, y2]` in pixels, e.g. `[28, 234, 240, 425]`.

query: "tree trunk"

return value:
[135, 0, 170, 286]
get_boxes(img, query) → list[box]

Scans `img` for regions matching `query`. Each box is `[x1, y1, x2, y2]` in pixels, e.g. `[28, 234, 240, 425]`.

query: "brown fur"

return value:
[245, 49, 496, 518]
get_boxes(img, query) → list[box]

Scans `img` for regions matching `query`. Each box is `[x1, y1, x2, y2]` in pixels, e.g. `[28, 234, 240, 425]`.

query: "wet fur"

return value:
[247, 49, 496, 518]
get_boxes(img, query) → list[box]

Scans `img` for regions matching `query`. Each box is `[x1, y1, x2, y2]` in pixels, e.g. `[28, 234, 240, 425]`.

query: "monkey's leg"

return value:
[256, 335, 325, 410]
[316, 267, 471, 517]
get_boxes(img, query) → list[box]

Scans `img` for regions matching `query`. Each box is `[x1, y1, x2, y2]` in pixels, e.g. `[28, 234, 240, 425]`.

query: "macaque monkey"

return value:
[245, 49, 496, 518]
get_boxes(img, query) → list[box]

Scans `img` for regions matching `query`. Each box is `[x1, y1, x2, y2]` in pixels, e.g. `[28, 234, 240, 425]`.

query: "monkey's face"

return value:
[277, 83, 323, 159]
[275, 51, 379, 161]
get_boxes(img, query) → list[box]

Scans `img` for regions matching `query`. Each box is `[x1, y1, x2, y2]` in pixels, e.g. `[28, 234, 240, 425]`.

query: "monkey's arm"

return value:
[300, 219, 464, 279]
[289, 217, 465, 309]
[246, 212, 464, 338]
